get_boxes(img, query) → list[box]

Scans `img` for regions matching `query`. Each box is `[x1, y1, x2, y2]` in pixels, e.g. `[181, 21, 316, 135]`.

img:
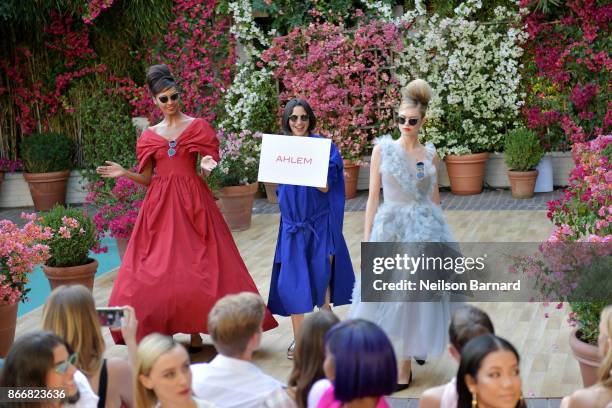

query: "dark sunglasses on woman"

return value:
[397, 117, 419, 126]
[158, 93, 180, 104]
[289, 114, 309, 122]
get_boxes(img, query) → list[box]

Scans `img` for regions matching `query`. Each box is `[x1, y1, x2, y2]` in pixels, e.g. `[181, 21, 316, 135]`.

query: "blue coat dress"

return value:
[268, 134, 355, 316]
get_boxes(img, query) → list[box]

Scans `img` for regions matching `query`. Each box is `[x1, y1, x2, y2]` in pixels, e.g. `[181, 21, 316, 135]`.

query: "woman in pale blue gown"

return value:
[350, 79, 459, 390]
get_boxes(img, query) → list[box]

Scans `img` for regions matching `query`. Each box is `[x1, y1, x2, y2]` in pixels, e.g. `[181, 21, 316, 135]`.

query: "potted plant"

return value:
[208, 129, 261, 231]
[442, 131, 490, 195]
[504, 128, 545, 198]
[37, 205, 103, 292]
[0, 158, 23, 193]
[86, 176, 146, 260]
[517, 134, 611, 386]
[20, 133, 75, 211]
[0, 213, 51, 356]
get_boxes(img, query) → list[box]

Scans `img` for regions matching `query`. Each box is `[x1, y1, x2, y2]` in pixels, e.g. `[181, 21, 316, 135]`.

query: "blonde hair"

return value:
[399, 78, 432, 118]
[135, 333, 179, 408]
[598, 305, 612, 387]
[208, 292, 265, 357]
[41, 285, 105, 377]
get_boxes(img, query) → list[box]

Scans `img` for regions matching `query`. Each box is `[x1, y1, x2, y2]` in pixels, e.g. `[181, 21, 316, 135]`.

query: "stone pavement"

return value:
[254, 188, 563, 214]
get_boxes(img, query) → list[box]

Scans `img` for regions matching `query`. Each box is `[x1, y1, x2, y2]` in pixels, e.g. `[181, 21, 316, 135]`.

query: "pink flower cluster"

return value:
[521, 0, 611, 148]
[0, 158, 23, 173]
[113, 0, 234, 124]
[86, 176, 146, 239]
[83, 0, 115, 25]
[0, 214, 52, 305]
[261, 19, 402, 161]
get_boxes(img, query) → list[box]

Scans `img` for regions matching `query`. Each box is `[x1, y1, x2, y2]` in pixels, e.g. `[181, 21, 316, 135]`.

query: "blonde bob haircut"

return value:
[42, 284, 105, 377]
[135, 333, 180, 408]
[598, 305, 612, 387]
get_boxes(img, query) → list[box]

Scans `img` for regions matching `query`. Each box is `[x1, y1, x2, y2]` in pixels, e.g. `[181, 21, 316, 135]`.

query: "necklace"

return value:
[168, 139, 177, 157]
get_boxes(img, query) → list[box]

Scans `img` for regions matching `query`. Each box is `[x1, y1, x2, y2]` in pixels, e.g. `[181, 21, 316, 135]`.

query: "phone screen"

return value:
[96, 307, 124, 328]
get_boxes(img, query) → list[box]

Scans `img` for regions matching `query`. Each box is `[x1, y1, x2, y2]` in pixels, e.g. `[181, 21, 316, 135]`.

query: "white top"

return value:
[191, 355, 284, 408]
[440, 377, 458, 408]
[64, 369, 99, 407]
[155, 397, 217, 408]
[307, 379, 332, 408]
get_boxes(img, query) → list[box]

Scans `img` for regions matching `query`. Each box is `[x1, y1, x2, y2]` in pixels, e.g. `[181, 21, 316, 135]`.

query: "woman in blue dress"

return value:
[268, 99, 355, 359]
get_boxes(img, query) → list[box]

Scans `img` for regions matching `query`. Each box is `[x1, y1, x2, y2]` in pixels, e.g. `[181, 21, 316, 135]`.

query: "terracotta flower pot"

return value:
[264, 182, 278, 204]
[218, 182, 258, 231]
[115, 236, 130, 261]
[445, 153, 489, 195]
[569, 328, 601, 387]
[43, 258, 98, 292]
[507, 170, 538, 199]
[343, 160, 360, 199]
[0, 303, 18, 357]
[23, 170, 71, 211]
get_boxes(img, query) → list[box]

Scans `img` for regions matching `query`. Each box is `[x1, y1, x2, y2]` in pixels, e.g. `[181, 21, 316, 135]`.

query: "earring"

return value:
[471, 392, 477, 408]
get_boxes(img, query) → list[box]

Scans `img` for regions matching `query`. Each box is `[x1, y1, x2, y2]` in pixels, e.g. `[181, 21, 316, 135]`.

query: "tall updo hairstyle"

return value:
[399, 78, 432, 118]
[146, 64, 178, 96]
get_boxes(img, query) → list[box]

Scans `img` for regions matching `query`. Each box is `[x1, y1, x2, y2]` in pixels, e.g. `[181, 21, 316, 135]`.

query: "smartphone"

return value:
[96, 307, 124, 328]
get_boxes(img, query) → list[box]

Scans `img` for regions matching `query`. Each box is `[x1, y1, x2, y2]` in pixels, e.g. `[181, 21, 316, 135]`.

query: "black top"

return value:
[97, 358, 107, 408]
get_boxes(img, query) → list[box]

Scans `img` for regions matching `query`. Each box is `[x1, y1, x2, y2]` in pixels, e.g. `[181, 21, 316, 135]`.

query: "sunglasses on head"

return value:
[158, 93, 180, 104]
[397, 117, 419, 126]
[54, 352, 78, 374]
[289, 114, 309, 122]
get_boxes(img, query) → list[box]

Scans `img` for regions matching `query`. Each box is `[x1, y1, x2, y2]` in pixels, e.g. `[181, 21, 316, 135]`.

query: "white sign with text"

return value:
[257, 134, 331, 188]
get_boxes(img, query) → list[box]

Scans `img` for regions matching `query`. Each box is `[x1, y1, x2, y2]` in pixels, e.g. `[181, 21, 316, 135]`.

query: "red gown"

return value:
[109, 118, 278, 342]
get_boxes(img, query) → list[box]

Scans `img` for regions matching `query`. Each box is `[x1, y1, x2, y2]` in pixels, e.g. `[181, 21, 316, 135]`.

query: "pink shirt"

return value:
[316, 385, 390, 408]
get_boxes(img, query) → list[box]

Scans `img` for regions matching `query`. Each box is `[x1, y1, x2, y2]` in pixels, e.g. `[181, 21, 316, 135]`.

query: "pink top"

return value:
[316, 385, 390, 408]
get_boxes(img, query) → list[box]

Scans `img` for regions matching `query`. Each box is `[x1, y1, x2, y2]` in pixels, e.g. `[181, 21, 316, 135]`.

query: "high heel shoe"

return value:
[287, 340, 295, 360]
[395, 370, 412, 392]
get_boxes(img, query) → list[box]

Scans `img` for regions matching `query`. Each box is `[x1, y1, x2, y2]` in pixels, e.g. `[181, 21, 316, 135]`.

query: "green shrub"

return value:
[504, 128, 545, 171]
[569, 301, 607, 345]
[20, 133, 75, 173]
[75, 86, 138, 183]
[39, 205, 100, 267]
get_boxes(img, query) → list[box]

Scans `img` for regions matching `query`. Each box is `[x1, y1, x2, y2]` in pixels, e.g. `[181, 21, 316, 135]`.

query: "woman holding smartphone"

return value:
[42, 285, 136, 408]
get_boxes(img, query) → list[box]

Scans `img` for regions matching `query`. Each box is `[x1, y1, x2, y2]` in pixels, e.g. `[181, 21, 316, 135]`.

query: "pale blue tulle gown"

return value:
[350, 135, 462, 360]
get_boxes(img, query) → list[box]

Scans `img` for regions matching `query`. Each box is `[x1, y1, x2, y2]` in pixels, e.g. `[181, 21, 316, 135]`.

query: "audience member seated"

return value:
[135, 333, 215, 408]
[561, 304, 612, 408]
[42, 285, 134, 407]
[456, 334, 526, 408]
[287, 310, 339, 408]
[420, 305, 495, 408]
[191, 292, 294, 408]
[309, 319, 397, 408]
[0, 331, 99, 408]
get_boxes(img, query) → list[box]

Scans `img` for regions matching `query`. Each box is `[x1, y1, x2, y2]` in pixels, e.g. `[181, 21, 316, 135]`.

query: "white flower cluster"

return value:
[394, 1, 528, 156]
[221, 1, 278, 133]
[219, 61, 275, 133]
[360, 0, 394, 21]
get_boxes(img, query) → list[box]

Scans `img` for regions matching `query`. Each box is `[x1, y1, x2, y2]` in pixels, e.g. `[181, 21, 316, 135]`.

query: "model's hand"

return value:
[97, 161, 125, 178]
[200, 155, 217, 171]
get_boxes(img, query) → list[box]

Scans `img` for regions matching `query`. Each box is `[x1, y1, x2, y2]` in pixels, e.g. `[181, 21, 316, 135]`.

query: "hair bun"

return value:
[401, 78, 432, 107]
[146, 64, 177, 95]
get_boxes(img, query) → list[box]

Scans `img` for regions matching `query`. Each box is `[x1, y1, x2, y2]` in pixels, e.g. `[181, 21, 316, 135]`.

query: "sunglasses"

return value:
[158, 93, 180, 104]
[397, 117, 419, 126]
[289, 114, 309, 122]
[54, 353, 78, 374]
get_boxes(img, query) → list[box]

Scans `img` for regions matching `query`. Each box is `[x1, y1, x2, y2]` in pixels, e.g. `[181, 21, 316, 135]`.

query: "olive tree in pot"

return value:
[504, 128, 544, 199]
[20, 133, 75, 211]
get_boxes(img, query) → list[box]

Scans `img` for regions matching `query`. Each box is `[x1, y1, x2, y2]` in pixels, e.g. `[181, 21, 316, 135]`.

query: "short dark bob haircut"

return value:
[324, 319, 397, 402]
[281, 98, 317, 135]
[456, 334, 526, 408]
[146, 64, 179, 96]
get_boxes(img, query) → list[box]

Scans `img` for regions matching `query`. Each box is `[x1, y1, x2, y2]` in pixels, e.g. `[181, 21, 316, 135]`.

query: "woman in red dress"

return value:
[97, 64, 278, 347]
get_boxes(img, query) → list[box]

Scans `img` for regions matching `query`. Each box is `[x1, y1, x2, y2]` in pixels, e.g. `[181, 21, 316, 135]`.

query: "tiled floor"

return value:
[14, 209, 583, 400]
